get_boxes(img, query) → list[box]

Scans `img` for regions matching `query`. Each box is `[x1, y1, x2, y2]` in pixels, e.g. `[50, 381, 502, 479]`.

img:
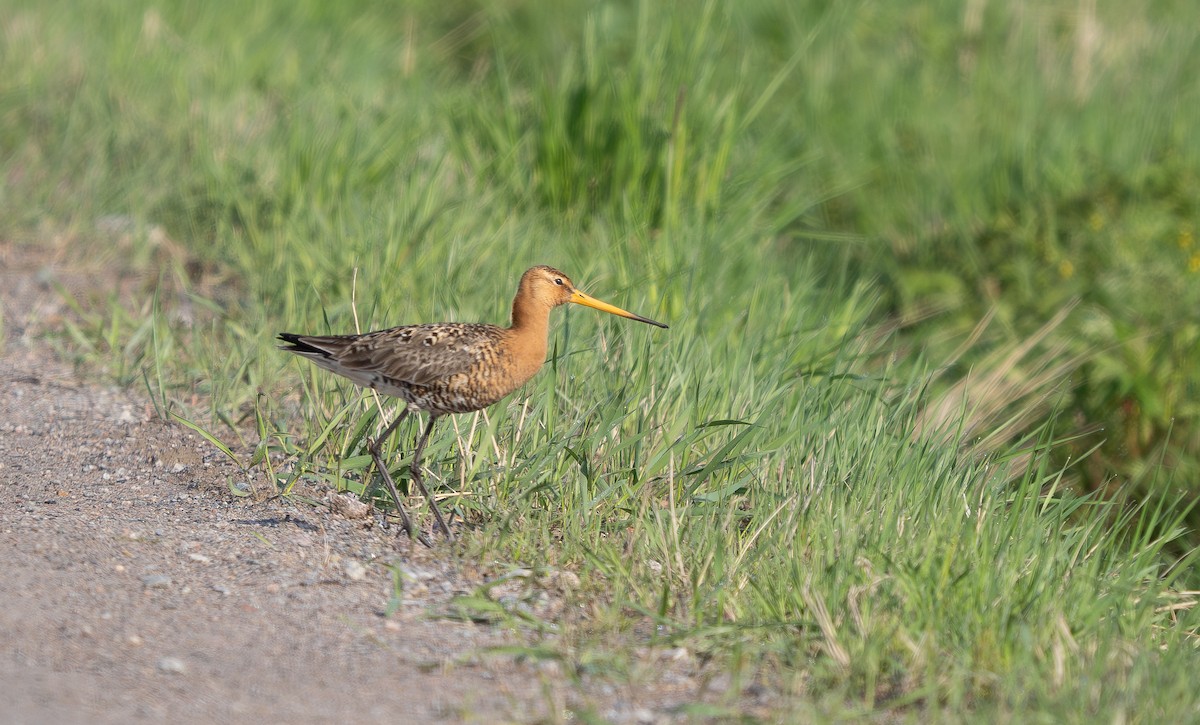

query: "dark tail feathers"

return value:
[277, 333, 327, 357]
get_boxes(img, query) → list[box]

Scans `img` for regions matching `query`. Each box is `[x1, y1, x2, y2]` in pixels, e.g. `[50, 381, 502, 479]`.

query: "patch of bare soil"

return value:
[0, 241, 757, 724]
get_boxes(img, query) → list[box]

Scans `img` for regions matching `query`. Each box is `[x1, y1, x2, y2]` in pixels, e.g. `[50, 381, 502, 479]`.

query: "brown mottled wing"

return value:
[281, 323, 504, 389]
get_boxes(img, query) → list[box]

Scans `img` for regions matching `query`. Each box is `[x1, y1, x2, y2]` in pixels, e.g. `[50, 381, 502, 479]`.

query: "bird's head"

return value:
[519, 265, 668, 328]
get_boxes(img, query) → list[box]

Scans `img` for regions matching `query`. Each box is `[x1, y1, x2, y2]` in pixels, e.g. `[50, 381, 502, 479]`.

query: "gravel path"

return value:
[0, 339, 568, 722]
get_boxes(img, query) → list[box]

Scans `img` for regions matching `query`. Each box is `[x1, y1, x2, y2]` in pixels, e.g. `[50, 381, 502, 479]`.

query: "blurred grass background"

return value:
[3, 0, 1198, 718]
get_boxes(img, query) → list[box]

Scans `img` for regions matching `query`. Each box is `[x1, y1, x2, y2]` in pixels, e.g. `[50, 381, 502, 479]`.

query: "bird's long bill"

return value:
[570, 289, 669, 329]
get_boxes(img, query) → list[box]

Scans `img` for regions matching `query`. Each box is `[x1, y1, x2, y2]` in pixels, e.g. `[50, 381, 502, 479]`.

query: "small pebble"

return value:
[329, 493, 371, 520]
[344, 559, 367, 581]
[664, 647, 691, 662]
[142, 574, 171, 589]
[157, 657, 187, 674]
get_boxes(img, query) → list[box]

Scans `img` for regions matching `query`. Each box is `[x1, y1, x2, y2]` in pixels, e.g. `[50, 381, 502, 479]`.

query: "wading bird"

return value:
[279, 265, 667, 543]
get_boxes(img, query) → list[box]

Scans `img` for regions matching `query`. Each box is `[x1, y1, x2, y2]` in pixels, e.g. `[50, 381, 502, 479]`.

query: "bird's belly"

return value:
[440, 368, 522, 413]
[384, 372, 524, 415]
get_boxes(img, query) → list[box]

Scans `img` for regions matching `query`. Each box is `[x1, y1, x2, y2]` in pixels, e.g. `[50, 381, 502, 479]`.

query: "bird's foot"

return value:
[410, 466, 454, 542]
[366, 442, 424, 545]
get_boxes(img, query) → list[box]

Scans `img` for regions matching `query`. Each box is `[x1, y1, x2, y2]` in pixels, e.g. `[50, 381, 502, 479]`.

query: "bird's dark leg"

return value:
[367, 407, 431, 547]
[410, 414, 453, 541]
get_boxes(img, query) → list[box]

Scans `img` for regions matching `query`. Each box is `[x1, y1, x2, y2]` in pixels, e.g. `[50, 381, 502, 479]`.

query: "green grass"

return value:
[4, 0, 1199, 719]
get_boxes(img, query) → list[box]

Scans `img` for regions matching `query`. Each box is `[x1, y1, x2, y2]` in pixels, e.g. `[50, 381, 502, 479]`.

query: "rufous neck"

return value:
[510, 292, 551, 334]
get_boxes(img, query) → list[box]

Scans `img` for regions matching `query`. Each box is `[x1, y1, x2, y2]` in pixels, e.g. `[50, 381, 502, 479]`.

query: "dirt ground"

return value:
[0, 242, 746, 724]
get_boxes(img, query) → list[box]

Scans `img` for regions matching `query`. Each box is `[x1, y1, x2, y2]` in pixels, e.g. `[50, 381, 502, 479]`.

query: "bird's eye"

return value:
[554, 278, 564, 286]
